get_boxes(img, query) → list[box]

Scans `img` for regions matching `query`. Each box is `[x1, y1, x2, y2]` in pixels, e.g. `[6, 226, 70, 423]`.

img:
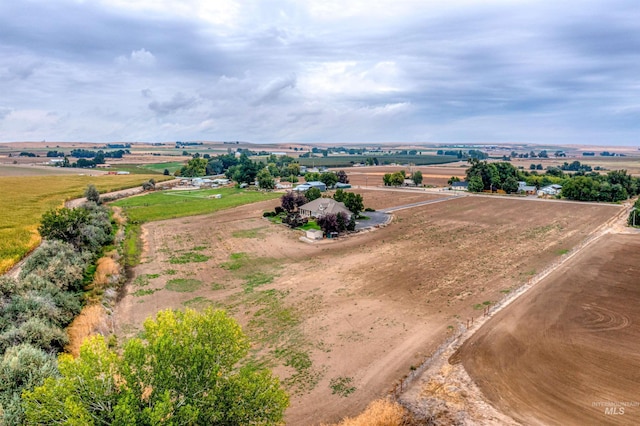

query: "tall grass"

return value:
[0, 174, 163, 273]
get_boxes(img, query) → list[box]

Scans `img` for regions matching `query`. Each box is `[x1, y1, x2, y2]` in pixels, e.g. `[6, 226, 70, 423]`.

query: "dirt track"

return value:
[112, 191, 621, 425]
[457, 232, 640, 425]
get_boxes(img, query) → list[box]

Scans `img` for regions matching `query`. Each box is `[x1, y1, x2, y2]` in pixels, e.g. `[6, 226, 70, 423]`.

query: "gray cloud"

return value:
[0, 0, 639, 144]
[148, 93, 199, 115]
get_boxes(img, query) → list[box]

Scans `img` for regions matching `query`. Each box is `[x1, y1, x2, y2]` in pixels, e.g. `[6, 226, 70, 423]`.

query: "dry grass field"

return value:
[458, 232, 640, 425]
[0, 174, 166, 273]
[112, 190, 620, 424]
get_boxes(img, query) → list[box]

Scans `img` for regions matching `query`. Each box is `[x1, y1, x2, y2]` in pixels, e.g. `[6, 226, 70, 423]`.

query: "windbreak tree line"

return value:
[0, 199, 114, 424]
[464, 159, 639, 202]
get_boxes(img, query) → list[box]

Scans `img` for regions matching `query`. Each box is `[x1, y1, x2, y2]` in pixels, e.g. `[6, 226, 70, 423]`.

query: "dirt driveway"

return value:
[112, 191, 620, 424]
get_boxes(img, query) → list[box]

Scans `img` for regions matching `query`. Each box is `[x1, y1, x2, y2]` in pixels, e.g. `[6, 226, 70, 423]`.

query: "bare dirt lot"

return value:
[112, 192, 620, 425]
[457, 232, 640, 425]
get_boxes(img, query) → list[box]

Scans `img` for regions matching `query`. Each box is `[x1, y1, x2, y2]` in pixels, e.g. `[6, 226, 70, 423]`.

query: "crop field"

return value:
[108, 162, 185, 175]
[112, 191, 620, 424]
[0, 174, 166, 273]
[110, 187, 281, 223]
[458, 233, 640, 425]
[298, 154, 458, 168]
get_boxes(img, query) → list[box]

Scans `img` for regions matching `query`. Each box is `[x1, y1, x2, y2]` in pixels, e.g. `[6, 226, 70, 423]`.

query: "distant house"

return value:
[403, 179, 416, 187]
[518, 181, 537, 195]
[299, 198, 352, 219]
[451, 181, 469, 191]
[335, 182, 351, 189]
[538, 184, 562, 196]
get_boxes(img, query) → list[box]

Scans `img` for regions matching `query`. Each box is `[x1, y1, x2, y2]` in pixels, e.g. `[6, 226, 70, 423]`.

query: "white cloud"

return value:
[115, 48, 156, 67]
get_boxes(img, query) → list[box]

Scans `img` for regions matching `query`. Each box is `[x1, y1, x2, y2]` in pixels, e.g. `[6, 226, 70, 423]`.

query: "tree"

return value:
[84, 184, 100, 204]
[343, 192, 364, 218]
[412, 170, 423, 186]
[163, 168, 170, 176]
[502, 176, 519, 194]
[23, 309, 288, 425]
[468, 175, 484, 192]
[317, 213, 340, 234]
[389, 171, 405, 186]
[447, 176, 460, 185]
[304, 172, 320, 182]
[256, 169, 275, 190]
[281, 191, 307, 213]
[336, 170, 349, 184]
[333, 188, 346, 202]
[179, 157, 208, 177]
[319, 172, 338, 189]
[305, 187, 322, 201]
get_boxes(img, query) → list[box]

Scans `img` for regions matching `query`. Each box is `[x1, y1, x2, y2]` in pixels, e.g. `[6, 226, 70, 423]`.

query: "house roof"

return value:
[452, 181, 468, 187]
[299, 198, 351, 216]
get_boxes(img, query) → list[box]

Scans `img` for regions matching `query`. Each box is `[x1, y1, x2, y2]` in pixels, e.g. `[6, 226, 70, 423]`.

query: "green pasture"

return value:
[111, 187, 281, 223]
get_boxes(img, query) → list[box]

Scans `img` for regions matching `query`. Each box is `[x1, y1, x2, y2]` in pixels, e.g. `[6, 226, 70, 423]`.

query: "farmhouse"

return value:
[538, 184, 562, 196]
[298, 198, 352, 219]
[451, 181, 469, 191]
[518, 181, 537, 194]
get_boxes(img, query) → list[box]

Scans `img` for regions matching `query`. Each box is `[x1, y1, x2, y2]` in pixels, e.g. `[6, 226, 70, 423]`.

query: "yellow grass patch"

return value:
[0, 174, 163, 273]
[323, 399, 411, 426]
[66, 304, 107, 357]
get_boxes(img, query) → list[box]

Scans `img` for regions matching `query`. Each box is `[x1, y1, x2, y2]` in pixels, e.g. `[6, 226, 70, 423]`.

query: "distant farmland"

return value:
[297, 155, 458, 168]
[0, 174, 168, 273]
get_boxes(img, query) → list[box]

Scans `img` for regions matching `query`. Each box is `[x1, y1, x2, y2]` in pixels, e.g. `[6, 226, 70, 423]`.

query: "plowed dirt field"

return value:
[458, 232, 640, 425]
[113, 191, 620, 424]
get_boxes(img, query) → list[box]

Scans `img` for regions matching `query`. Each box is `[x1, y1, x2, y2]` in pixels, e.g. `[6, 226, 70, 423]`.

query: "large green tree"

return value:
[256, 169, 275, 190]
[179, 157, 208, 177]
[23, 309, 288, 425]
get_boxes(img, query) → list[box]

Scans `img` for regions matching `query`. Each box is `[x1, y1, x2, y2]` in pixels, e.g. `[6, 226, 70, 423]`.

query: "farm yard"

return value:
[112, 190, 621, 424]
[458, 232, 640, 425]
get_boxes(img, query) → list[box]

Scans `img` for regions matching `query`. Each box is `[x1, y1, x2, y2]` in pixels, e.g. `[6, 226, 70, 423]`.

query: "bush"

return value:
[263, 211, 275, 218]
[0, 344, 58, 425]
[0, 317, 69, 354]
[19, 241, 89, 292]
[274, 206, 284, 215]
[84, 184, 100, 204]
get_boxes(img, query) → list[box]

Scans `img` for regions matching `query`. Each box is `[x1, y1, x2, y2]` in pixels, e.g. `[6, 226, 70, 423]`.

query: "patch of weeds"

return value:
[164, 269, 178, 275]
[165, 278, 203, 292]
[169, 252, 210, 264]
[133, 288, 158, 297]
[232, 227, 267, 238]
[329, 376, 356, 397]
[192, 245, 208, 251]
[447, 325, 455, 331]
[244, 272, 274, 293]
[183, 296, 217, 310]
[220, 252, 249, 270]
[482, 300, 492, 306]
[275, 347, 312, 371]
[472, 303, 484, 310]
[500, 288, 511, 294]
[557, 248, 569, 255]
[146, 273, 160, 279]
[210, 282, 225, 290]
[133, 275, 150, 287]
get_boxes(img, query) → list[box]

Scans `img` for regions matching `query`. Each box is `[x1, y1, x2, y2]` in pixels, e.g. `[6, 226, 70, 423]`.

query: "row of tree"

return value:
[382, 170, 423, 186]
[464, 159, 639, 202]
[0, 194, 114, 424]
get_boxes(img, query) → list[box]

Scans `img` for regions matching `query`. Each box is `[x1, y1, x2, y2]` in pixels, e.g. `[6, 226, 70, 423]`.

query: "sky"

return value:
[0, 0, 639, 145]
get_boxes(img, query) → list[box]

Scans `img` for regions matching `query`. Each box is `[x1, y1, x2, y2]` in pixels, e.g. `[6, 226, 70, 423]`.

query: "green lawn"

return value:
[111, 187, 281, 223]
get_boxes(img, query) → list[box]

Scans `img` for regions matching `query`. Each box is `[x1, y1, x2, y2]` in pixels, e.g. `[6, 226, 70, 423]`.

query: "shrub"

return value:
[19, 241, 89, 292]
[0, 317, 69, 354]
[84, 184, 100, 204]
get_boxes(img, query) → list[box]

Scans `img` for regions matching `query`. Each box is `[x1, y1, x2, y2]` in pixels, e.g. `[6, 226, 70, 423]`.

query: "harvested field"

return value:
[457, 233, 640, 425]
[112, 192, 620, 424]
[341, 164, 468, 188]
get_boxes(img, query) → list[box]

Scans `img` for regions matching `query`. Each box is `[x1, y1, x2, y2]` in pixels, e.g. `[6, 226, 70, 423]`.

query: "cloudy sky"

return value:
[1, 0, 639, 145]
